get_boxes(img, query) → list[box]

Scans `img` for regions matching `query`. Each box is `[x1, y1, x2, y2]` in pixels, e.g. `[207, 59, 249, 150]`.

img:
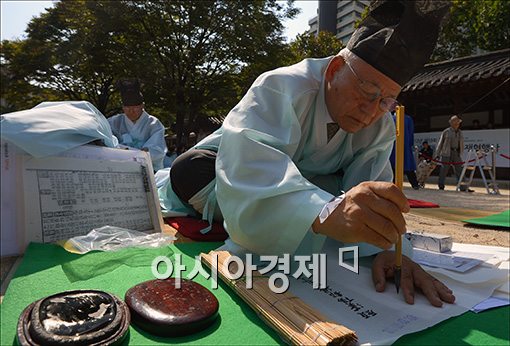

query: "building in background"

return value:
[399, 48, 510, 178]
[398, 49, 510, 133]
[308, 0, 370, 45]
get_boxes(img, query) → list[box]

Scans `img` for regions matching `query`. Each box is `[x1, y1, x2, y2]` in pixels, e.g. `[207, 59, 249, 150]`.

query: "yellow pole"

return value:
[394, 105, 405, 293]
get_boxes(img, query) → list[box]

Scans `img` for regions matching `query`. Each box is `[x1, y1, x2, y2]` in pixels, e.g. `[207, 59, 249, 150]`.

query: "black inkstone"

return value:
[17, 290, 130, 345]
[125, 278, 219, 336]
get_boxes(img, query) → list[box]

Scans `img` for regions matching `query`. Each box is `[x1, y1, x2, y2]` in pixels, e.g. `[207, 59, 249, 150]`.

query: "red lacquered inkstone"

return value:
[125, 278, 219, 336]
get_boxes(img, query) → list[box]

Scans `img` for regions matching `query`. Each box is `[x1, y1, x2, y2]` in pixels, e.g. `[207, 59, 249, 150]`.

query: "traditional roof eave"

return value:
[401, 49, 510, 93]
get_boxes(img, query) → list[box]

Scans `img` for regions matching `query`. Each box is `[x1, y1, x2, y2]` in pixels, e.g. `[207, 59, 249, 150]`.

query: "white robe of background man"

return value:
[108, 110, 167, 171]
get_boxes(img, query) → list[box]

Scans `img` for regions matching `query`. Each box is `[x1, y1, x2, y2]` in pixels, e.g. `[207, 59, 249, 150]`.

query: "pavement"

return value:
[404, 176, 509, 212]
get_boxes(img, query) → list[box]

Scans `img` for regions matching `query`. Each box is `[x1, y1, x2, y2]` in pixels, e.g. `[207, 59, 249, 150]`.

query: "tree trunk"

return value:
[175, 87, 186, 154]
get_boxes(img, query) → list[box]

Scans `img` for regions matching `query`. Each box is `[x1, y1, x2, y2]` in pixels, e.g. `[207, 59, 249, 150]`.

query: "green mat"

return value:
[0, 243, 281, 345]
[1, 243, 508, 345]
[463, 209, 510, 228]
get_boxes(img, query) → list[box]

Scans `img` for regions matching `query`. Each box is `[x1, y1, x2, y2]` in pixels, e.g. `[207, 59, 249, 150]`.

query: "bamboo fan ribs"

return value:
[201, 251, 357, 346]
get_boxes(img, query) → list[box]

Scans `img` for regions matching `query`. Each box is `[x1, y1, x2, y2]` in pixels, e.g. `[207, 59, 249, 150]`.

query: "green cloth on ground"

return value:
[395, 307, 509, 345]
[1, 242, 509, 345]
[0, 242, 281, 345]
[463, 209, 510, 228]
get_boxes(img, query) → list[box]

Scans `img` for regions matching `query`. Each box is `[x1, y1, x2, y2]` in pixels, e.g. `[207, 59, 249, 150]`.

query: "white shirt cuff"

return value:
[318, 192, 346, 224]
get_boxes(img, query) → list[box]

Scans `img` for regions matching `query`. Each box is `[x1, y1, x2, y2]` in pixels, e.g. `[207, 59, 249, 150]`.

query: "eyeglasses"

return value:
[344, 60, 398, 112]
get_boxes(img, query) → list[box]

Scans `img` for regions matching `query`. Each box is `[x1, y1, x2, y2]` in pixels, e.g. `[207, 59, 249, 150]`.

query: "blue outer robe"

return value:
[390, 113, 417, 172]
[108, 111, 167, 171]
[159, 56, 410, 257]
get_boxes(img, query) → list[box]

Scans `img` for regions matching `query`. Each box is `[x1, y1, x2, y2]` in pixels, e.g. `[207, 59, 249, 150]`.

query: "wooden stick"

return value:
[395, 105, 405, 293]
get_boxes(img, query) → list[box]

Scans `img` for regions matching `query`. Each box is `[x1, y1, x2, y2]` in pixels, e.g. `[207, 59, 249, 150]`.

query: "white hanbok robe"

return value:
[159, 57, 410, 257]
[1, 101, 118, 157]
[108, 111, 167, 171]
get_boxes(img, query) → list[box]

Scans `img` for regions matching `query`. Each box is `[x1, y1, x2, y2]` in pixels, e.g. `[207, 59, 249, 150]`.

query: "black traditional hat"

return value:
[117, 79, 144, 106]
[347, 0, 451, 86]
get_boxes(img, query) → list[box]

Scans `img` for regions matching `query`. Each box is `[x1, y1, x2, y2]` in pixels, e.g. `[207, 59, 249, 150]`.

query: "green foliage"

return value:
[102, 0, 297, 145]
[1, 40, 61, 112]
[0, 1, 354, 147]
[432, 0, 510, 61]
[353, 0, 508, 62]
[1, 0, 299, 147]
[355, 4, 370, 28]
[287, 31, 344, 65]
[1, 1, 126, 114]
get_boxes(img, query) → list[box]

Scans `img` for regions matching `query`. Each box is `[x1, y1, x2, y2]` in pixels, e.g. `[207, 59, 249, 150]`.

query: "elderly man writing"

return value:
[160, 0, 454, 307]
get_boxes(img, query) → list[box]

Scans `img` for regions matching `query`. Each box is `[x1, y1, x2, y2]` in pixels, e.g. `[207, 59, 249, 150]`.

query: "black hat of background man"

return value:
[347, 0, 451, 86]
[117, 79, 144, 106]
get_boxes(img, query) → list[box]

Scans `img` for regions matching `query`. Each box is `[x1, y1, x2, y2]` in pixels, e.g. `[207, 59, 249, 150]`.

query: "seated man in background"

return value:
[164, 143, 178, 168]
[418, 141, 434, 161]
[108, 79, 167, 171]
[161, 0, 454, 307]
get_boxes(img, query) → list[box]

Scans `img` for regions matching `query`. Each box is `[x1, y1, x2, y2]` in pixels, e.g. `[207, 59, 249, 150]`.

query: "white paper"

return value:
[412, 248, 494, 272]
[495, 280, 510, 296]
[1, 143, 163, 255]
[451, 243, 510, 262]
[57, 144, 150, 164]
[1, 141, 22, 255]
[471, 297, 509, 313]
[424, 262, 508, 286]
[493, 289, 510, 299]
[494, 261, 510, 296]
[23, 156, 154, 243]
[287, 241, 509, 345]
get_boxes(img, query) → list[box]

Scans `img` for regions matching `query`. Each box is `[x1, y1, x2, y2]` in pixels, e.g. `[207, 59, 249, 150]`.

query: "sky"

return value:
[0, 1, 55, 41]
[283, 1, 318, 41]
[0, 0, 318, 42]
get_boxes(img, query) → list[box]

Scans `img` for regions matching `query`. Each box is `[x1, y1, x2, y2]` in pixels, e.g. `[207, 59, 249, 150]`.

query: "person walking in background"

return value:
[435, 115, 470, 191]
[390, 113, 420, 190]
[108, 79, 167, 171]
